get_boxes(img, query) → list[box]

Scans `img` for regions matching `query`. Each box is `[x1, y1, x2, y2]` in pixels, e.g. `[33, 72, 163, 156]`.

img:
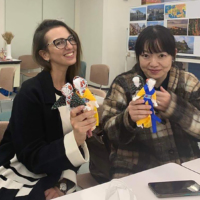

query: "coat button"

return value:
[168, 149, 174, 154]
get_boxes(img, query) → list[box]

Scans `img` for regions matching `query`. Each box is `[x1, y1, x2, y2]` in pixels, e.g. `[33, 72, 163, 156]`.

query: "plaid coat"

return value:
[102, 64, 200, 178]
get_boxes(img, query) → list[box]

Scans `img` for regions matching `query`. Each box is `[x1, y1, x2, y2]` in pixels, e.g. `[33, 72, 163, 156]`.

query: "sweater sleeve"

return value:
[9, 84, 88, 175]
[160, 73, 200, 139]
[102, 77, 137, 146]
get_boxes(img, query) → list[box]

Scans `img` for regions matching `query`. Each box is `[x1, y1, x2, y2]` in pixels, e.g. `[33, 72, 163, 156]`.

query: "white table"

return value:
[55, 163, 200, 200]
[0, 59, 21, 87]
[182, 159, 200, 174]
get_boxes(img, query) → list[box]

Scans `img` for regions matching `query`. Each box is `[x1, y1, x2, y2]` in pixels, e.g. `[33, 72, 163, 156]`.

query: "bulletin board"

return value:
[128, 0, 200, 57]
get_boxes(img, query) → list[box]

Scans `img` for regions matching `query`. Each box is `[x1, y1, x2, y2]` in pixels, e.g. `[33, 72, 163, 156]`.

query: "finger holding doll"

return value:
[70, 105, 96, 146]
[51, 77, 99, 141]
[132, 77, 162, 133]
[73, 76, 99, 131]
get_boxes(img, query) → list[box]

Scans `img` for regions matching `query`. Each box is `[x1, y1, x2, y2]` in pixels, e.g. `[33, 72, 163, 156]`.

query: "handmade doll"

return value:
[73, 76, 99, 128]
[131, 75, 144, 99]
[132, 78, 161, 133]
[52, 77, 99, 135]
[51, 83, 86, 109]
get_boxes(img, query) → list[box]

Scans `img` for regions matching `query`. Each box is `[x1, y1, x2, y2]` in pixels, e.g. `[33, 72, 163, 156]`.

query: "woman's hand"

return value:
[44, 187, 64, 200]
[156, 86, 171, 112]
[70, 105, 96, 146]
[128, 99, 152, 122]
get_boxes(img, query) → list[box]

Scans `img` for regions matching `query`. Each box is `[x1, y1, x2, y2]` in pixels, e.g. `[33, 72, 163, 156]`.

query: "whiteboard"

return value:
[128, 0, 200, 57]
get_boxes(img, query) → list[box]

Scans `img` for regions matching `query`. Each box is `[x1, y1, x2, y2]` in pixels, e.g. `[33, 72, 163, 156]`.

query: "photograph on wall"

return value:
[128, 37, 137, 51]
[163, 0, 189, 2]
[188, 18, 200, 36]
[147, 4, 164, 21]
[130, 7, 146, 21]
[165, 4, 186, 19]
[175, 36, 194, 54]
[142, 0, 189, 4]
[147, 21, 164, 26]
[142, 0, 162, 5]
[167, 19, 188, 35]
[130, 22, 146, 35]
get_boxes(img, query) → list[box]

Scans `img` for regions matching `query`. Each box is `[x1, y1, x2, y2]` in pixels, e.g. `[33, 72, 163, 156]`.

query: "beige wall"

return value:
[76, 0, 104, 84]
[0, 0, 5, 50]
[3, 0, 75, 59]
[5, 0, 43, 59]
[43, 0, 75, 29]
[76, 0, 140, 86]
[1, 0, 141, 86]
[102, 0, 140, 85]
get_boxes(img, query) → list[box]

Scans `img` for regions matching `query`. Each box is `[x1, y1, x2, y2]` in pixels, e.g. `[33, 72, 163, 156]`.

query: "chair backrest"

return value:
[89, 87, 106, 98]
[18, 55, 39, 70]
[90, 64, 109, 88]
[0, 67, 16, 92]
[78, 61, 86, 78]
[89, 87, 106, 120]
[0, 121, 9, 143]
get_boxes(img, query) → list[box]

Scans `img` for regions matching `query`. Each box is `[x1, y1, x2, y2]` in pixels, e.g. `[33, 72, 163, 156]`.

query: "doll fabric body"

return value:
[76, 87, 99, 126]
[53, 77, 100, 127]
[134, 82, 161, 133]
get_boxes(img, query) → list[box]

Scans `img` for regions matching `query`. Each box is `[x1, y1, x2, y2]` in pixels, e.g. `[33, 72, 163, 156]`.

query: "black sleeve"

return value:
[9, 84, 83, 175]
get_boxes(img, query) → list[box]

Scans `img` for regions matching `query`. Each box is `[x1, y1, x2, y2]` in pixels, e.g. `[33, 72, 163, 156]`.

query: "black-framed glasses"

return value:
[47, 35, 77, 49]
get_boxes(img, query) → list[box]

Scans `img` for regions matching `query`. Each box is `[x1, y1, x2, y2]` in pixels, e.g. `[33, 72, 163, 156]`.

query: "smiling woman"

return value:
[102, 25, 200, 179]
[135, 25, 176, 87]
[0, 20, 96, 200]
[32, 20, 82, 85]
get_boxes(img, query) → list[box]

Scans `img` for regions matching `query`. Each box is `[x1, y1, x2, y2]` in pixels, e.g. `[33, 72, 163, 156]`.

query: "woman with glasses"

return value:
[0, 20, 96, 200]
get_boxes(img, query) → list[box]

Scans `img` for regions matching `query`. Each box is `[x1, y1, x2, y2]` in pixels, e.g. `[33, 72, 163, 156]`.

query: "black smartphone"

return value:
[148, 180, 200, 198]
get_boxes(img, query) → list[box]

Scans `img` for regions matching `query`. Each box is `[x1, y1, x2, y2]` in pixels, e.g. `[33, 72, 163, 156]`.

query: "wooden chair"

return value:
[89, 88, 105, 121]
[0, 121, 9, 143]
[18, 55, 41, 84]
[89, 64, 109, 89]
[90, 88, 106, 99]
[88, 64, 108, 113]
[0, 67, 16, 112]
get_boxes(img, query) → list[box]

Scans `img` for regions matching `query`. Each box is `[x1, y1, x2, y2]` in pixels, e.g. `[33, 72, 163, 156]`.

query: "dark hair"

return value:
[135, 25, 176, 62]
[32, 19, 82, 84]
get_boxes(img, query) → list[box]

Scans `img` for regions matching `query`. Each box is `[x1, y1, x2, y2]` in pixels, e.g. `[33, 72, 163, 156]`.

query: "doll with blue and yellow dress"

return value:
[132, 78, 161, 133]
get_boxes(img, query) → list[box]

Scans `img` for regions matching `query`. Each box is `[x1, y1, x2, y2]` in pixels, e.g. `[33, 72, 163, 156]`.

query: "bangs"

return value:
[143, 39, 164, 54]
[134, 25, 176, 62]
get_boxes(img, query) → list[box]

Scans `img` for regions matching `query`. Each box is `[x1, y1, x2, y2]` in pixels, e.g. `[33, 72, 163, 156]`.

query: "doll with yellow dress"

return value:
[52, 76, 99, 136]
[73, 76, 99, 129]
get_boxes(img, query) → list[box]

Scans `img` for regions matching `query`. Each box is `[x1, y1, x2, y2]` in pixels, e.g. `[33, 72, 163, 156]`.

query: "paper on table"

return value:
[105, 179, 137, 200]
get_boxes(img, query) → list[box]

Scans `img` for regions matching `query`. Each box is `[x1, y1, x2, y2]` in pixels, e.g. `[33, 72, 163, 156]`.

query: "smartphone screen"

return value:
[148, 180, 200, 198]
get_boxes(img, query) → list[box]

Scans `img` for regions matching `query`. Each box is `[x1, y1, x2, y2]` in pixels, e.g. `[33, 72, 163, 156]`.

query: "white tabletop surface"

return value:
[55, 163, 200, 200]
[182, 158, 200, 174]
